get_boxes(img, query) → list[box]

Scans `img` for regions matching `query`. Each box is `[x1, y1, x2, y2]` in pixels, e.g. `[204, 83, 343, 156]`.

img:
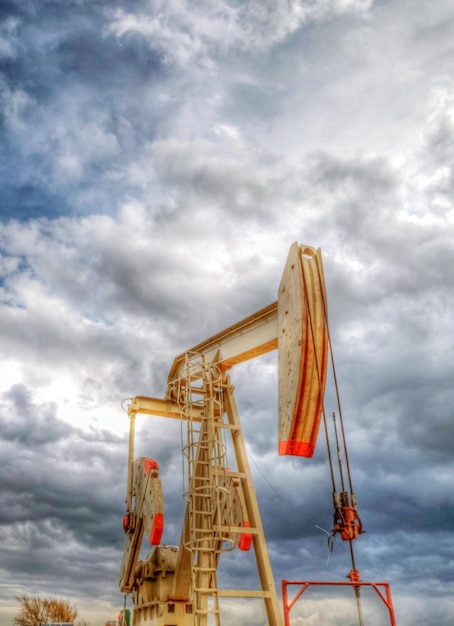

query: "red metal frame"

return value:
[282, 578, 397, 626]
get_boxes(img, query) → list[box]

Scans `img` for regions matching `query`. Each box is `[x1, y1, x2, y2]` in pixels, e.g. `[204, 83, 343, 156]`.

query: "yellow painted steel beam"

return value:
[166, 301, 278, 386]
[224, 379, 284, 626]
[217, 590, 272, 598]
[128, 395, 204, 421]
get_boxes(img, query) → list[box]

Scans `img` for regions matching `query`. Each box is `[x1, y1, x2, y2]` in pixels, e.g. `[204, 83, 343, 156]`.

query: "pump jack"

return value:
[118, 243, 396, 626]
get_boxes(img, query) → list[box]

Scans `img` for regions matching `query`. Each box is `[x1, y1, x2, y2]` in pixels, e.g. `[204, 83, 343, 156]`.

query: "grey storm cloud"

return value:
[1, 0, 454, 625]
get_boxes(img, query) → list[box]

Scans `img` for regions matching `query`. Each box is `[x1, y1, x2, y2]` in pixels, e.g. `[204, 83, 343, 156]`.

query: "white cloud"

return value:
[1, 81, 34, 129]
[107, 0, 374, 69]
[0, 16, 21, 60]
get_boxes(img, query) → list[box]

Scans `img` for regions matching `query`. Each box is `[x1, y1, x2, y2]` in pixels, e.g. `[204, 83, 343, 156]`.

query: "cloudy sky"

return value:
[1, 0, 454, 624]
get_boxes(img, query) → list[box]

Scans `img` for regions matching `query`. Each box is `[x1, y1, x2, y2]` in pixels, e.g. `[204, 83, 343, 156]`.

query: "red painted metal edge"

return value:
[149, 512, 164, 545]
[238, 520, 253, 551]
[281, 579, 397, 626]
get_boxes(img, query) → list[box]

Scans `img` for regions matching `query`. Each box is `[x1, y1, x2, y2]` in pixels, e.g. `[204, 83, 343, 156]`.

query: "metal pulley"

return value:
[332, 491, 364, 542]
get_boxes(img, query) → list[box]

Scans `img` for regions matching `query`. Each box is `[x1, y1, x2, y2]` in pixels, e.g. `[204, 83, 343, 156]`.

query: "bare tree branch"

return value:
[13, 595, 78, 626]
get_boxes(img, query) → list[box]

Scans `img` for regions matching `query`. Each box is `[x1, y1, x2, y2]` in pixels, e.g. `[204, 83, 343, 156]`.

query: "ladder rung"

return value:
[190, 509, 214, 515]
[213, 524, 257, 534]
[217, 589, 272, 598]
[212, 468, 246, 478]
[193, 590, 219, 597]
[194, 566, 217, 572]
[194, 610, 220, 618]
